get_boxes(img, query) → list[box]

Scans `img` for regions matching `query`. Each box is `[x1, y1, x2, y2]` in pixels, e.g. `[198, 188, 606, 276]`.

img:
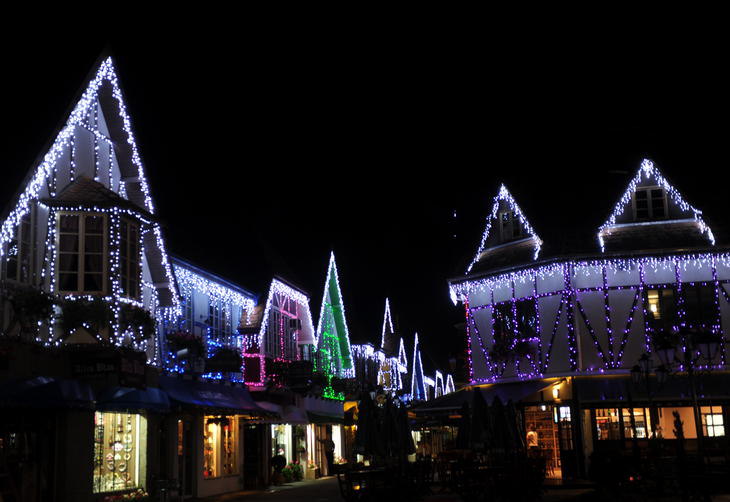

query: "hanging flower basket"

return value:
[58, 296, 113, 338]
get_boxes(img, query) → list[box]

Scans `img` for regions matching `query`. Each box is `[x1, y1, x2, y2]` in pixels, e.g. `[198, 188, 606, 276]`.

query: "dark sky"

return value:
[2, 31, 728, 371]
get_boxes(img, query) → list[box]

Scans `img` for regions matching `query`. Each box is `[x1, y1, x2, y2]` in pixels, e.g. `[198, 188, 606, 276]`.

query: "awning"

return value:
[0, 376, 95, 410]
[159, 376, 266, 414]
[575, 373, 730, 404]
[96, 386, 170, 413]
[253, 402, 309, 424]
[413, 379, 554, 414]
[307, 411, 344, 424]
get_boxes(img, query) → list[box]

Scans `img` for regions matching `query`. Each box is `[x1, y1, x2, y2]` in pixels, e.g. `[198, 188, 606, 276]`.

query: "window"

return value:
[492, 302, 514, 339]
[516, 299, 538, 339]
[57, 213, 107, 294]
[683, 284, 717, 328]
[119, 219, 140, 299]
[701, 406, 725, 437]
[595, 408, 621, 440]
[272, 423, 293, 463]
[499, 211, 522, 242]
[622, 408, 651, 439]
[3, 213, 32, 283]
[633, 187, 667, 220]
[93, 412, 147, 493]
[203, 415, 238, 478]
[646, 288, 677, 331]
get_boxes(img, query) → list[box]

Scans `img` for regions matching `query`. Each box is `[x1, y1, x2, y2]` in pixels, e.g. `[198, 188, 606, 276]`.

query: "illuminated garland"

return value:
[458, 252, 730, 383]
[597, 159, 714, 251]
[410, 333, 426, 401]
[242, 278, 315, 386]
[380, 298, 394, 349]
[1, 57, 156, 256]
[314, 253, 354, 381]
[466, 184, 542, 273]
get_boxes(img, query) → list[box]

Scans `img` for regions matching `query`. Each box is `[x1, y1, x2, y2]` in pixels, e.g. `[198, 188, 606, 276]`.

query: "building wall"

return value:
[462, 254, 729, 384]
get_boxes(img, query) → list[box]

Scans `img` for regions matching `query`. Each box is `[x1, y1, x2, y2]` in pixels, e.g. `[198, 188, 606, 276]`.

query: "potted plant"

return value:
[1, 282, 55, 338]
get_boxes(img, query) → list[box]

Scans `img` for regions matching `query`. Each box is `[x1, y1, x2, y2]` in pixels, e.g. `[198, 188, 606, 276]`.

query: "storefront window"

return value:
[656, 407, 697, 439]
[203, 415, 238, 478]
[272, 424, 293, 463]
[595, 409, 621, 440]
[622, 408, 651, 438]
[93, 412, 147, 494]
[701, 406, 725, 437]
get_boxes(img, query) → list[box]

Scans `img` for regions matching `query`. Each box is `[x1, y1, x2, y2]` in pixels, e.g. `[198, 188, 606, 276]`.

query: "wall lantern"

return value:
[552, 386, 560, 400]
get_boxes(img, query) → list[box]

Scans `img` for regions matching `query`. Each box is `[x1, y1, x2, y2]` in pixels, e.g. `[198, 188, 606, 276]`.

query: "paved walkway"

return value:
[194, 477, 341, 502]
[192, 476, 599, 502]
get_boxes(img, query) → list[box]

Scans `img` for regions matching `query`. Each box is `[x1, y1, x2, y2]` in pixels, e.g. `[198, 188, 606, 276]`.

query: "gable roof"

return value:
[597, 158, 715, 251]
[466, 184, 542, 274]
[257, 277, 316, 347]
[380, 298, 398, 355]
[315, 252, 354, 376]
[1, 55, 178, 308]
[410, 332, 426, 401]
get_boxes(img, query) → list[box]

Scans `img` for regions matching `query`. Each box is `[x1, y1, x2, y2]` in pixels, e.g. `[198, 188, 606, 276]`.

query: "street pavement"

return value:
[194, 477, 342, 502]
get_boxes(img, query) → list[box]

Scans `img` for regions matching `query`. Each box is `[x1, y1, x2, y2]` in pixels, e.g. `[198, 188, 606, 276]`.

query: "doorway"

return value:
[524, 405, 562, 479]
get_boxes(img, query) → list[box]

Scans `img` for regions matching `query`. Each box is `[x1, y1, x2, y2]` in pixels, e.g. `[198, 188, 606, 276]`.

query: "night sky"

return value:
[2, 34, 727, 372]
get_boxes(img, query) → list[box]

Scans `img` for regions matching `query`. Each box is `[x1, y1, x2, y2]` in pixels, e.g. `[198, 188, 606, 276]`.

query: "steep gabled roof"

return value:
[597, 159, 715, 252]
[410, 332, 426, 401]
[380, 298, 398, 355]
[256, 277, 316, 347]
[467, 184, 542, 273]
[0, 56, 179, 307]
[315, 252, 354, 376]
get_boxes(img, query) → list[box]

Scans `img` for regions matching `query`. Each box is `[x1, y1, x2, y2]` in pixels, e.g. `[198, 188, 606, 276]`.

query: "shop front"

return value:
[159, 375, 267, 498]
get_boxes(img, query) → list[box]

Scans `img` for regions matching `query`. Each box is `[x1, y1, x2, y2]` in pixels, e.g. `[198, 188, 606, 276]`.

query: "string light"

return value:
[598, 159, 715, 251]
[466, 184, 542, 273]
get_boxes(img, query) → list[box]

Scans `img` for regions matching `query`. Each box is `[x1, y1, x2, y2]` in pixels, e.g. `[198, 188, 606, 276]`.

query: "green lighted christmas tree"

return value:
[314, 253, 353, 400]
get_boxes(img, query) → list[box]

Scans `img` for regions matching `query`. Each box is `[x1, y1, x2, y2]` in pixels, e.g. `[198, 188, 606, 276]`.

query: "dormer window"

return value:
[633, 187, 667, 220]
[57, 213, 107, 294]
[499, 211, 522, 242]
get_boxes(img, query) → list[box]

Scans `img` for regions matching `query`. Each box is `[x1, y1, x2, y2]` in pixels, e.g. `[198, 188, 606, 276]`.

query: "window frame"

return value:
[55, 211, 109, 295]
[632, 185, 668, 221]
[119, 217, 141, 300]
[498, 210, 522, 242]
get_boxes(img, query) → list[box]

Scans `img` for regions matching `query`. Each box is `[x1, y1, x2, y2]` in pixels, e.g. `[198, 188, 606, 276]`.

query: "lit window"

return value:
[622, 408, 651, 439]
[646, 288, 676, 331]
[204, 416, 238, 478]
[93, 412, 147, 493]
[633, 187, 667, 220]
[595, 409, 621, 440]
[57, 213, 107, 294]
[701, 406, 725, 437]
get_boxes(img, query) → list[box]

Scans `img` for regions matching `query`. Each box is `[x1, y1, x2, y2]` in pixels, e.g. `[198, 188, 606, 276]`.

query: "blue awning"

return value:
[0, 376, 95, 410]
[159, 376, 266, 414]
[97, 386, 170, 413]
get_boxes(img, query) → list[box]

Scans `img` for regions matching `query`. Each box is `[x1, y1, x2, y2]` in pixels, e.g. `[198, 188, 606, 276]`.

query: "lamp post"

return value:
[652, 328, 722, 464]
[631, 353, 658, 439]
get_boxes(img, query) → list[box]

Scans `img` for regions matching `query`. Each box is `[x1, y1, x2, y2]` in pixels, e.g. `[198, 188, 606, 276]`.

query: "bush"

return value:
[282, 461, 304, 482]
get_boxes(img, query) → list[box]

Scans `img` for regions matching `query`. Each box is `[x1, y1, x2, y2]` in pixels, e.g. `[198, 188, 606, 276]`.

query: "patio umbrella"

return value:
[471, 387, 489, 451]
[506, 399, 526, 452]
[456, 401, 471, 449]
[490, 396, 509, 458]
[354, 392, 376, 456]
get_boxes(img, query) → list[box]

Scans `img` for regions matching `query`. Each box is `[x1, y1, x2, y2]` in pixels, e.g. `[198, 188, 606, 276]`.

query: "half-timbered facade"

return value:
[449, 159, 730, 480]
